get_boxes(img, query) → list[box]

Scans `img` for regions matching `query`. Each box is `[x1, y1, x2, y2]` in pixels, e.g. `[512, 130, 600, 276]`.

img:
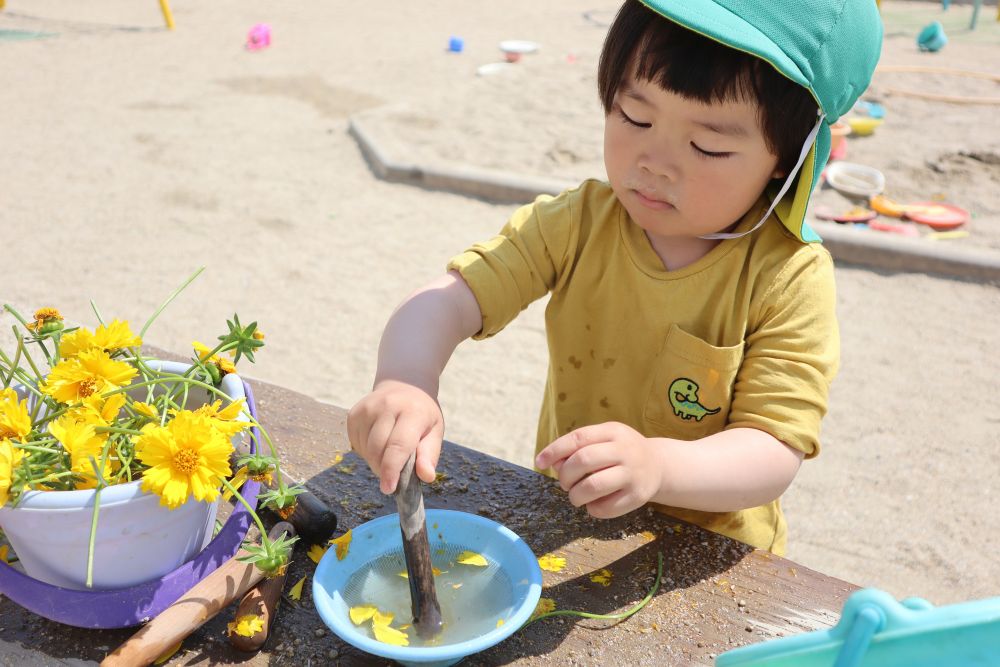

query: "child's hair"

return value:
[598, 0, 818, 174]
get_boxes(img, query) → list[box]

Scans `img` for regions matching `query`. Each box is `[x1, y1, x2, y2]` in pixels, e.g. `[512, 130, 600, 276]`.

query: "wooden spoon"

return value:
[394, 453, 443, 638]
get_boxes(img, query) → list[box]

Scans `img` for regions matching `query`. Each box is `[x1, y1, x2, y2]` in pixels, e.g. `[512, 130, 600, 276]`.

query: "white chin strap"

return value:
[699, 113, 826, 241]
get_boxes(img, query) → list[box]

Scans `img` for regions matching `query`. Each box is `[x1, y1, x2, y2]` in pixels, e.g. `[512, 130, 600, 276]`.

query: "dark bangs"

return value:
[598, 0, 818, 172]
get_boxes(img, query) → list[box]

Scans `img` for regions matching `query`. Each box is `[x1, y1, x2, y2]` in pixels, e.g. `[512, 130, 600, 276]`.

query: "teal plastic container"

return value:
[717, 588, 1000, 667]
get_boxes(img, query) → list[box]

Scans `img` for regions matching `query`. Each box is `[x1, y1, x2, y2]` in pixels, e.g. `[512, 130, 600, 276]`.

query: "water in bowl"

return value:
[342, 542, 517, 647]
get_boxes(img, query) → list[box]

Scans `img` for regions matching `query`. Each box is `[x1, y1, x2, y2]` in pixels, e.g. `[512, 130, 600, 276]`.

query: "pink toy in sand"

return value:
[246, 23, 271, 51]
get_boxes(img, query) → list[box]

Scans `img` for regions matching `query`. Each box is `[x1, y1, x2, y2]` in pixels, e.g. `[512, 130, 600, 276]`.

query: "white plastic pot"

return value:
[0, 361, 247, 590]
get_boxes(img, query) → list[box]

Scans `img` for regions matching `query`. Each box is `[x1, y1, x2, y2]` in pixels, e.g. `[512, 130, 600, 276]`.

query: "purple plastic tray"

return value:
[0, 380, 262, 629]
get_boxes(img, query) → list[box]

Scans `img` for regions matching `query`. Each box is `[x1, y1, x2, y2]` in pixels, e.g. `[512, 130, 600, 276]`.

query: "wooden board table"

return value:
[0, 379, 857, 666]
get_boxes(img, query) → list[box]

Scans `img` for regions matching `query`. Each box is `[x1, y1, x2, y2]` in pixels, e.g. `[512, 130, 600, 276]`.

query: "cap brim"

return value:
[771, 123, 830, 243]
[638, 0, 809, 89]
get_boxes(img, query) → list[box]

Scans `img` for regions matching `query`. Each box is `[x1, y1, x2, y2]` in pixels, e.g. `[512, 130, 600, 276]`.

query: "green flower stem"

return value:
[0, 342, 24, 387]
[520, 551, 664, 629]
[10, 442, 59, 454]
[139, 267, 205, 338]
[219, 477, 270, 551]
[94, 426, 143, 436]
[0, 339, 45, 398]
[89, 300, 106, 326]
[31, 405, 70, 429]
[11, 330, 46, 388]
[85, 481, 105, 589]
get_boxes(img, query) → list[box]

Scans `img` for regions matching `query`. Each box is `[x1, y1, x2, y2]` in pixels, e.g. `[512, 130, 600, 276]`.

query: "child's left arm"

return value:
[535, 423, 803, 519]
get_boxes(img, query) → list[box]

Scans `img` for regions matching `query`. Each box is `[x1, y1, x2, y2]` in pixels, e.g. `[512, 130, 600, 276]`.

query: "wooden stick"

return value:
[101, 523, 293, 667]
[228, 524, 297, 652]
[394, 453, 442, 639]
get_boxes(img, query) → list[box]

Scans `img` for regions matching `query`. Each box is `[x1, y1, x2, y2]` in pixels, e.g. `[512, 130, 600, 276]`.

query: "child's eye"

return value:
[691, 142, 732, 159]
[617, 108, 651, 129]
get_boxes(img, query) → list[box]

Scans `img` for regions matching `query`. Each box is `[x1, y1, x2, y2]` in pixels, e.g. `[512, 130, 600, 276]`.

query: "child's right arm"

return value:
[347, 270, 483, 495]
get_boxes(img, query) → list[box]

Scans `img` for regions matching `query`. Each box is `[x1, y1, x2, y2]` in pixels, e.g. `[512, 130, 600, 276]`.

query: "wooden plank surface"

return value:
[0, 378, 857, 665]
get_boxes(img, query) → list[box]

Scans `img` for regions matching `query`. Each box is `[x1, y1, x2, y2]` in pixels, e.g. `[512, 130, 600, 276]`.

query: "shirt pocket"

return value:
[643, 323, 744, 440]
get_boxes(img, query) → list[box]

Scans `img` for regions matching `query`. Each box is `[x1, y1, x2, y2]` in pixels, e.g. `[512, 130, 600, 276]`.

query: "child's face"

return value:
[604, 74, 784, 243]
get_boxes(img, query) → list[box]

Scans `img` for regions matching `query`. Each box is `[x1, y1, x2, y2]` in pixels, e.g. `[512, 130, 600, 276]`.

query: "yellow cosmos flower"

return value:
[193, 399, 248, 436]
[48, 416, 110, 489]
[59, 320, 142, 359]
[227, 613, 265, 638]
[41, 349, 138, 405]
[58, 328, 96, 359]
[68, 392, 127, 428]
[92, 319, 142, 351]
[1, 438, 23, 506]
[135, 411, 233, 509]
[0, 389, 32, 441]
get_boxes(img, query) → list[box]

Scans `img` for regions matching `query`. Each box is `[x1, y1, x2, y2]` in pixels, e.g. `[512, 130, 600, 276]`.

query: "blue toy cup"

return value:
[447, 36, 464, 53]
[917, 21, 947, 52]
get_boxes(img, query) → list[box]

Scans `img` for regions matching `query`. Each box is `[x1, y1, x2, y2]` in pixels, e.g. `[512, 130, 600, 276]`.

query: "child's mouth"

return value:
[633, 189, 675, 211]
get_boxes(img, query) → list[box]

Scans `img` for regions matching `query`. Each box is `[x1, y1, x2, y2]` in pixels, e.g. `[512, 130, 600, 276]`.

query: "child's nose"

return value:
[638, 150, 679, 182]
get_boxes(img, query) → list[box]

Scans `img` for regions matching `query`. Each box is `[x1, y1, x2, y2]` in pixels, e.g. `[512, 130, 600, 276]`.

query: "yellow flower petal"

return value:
[0, 544, 9, 564]
[307, 544, 328, 564]
[91, 319, 142, 352]
[153, 641, 182, 665]
[538, 554, 566, 572]
[496, 618, 505, 628]
[456, 550, 488, 567]
[398, 566, 442, 579]
[329, 530, 352, 560]
[227, 613, 265, 637]
[349, 605, 378, 625]
[134, 401, 159, 419]
[589, 568, 613, 587]
[288, 575, 306, 602]
[372, 610, 394, 627]
[372, 622, 409, 646]
[223, 466, 249, 501]
[331, 452, 344, 466]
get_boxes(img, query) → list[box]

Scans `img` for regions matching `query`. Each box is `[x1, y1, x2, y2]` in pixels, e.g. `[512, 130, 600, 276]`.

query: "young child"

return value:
[348, 0, 882, 555]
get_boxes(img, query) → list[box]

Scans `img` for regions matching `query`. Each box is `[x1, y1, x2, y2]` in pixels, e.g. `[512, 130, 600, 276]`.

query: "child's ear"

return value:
[771, 167, 787, 180]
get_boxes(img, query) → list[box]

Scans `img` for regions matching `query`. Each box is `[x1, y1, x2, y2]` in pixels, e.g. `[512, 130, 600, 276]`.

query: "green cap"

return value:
[639, 0, 883, 242]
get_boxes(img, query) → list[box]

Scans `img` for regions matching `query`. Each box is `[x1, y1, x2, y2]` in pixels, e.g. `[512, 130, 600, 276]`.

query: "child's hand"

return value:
[535, 422, 663, 519]
[347, 380, 445, 495]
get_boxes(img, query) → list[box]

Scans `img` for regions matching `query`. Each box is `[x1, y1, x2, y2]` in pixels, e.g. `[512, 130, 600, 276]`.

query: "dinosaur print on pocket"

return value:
[668, 378, 720, 422]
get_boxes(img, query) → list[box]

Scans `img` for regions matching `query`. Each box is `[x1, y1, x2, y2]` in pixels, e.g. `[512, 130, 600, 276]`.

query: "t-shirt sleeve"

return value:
[725, 248, 840, 458]
[446, 187, 581, 339]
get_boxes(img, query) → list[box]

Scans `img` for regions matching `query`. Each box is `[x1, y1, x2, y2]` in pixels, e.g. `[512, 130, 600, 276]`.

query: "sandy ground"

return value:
[1, 0, 998, 615]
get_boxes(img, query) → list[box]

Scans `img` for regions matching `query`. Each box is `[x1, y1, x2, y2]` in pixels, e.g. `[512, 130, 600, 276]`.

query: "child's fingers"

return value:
[378, 413, 426, 494]
[363, 413, 398, 489]
[535, 423, 616, 469]
[414, 422, 444, 484]
[565, 465, 627, 509]
[555, 441, 620, 492]
[585, 487, 639, 520]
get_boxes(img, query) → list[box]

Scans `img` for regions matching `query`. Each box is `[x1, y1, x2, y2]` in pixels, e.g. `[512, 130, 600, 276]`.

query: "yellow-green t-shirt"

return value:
[447, 180, 839, 554]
